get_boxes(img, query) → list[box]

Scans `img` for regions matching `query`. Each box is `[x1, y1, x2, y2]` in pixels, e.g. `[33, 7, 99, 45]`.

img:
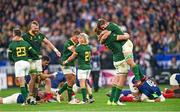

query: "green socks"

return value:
[109, 86, 116, 102]
[132, 64, 140, 80]
[67, 86, 73, 101]
[81, 88, 87, 102]
[21, 87, 28, 100]
[58, 83, 68, 94]
[114, 87, 122, 103]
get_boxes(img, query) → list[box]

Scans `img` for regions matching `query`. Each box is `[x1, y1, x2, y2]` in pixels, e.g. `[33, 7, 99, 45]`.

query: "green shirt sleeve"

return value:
[8, 44, 14, 62]
[26, 42, 39, 59]
[75, 45, 81, 54]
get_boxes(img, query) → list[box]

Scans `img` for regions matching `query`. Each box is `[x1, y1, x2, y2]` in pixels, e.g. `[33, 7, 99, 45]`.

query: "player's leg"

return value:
[0, 97, 3, 104]
[29, 60, 38, 97]
[44, 78, 53, 101]
[2, 93, 20, 104]
[78, 70, 88, 103]
[85, 70, 94, 103]
[111, 60, 128, 105]
[15, 61, 30, 102]
[66, 73, 75, 102]
[122, 40, 143, 80]
[108, 76, 118, 105]
[112, 75, 126, 105]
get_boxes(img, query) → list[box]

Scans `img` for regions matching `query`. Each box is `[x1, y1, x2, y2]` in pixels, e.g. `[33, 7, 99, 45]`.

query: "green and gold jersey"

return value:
[8, 39, 39, 62]
[103, 33, 125, 62]
[62, 39, 76, 66]
[106, 22, 127, 45]
[22, 32, 45, 59]
[102, 22, 127, 62]
[75, 44, 91, 70]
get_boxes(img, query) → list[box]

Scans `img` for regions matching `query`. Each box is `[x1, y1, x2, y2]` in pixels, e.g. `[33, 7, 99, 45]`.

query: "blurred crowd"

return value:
[0, 0, 179, 73]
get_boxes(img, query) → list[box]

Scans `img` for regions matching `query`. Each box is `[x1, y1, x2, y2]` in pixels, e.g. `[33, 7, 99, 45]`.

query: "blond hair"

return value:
[78, 33, 89, 44]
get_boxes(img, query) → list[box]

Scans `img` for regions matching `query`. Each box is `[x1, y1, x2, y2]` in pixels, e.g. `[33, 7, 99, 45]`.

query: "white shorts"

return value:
[15, 60, 30, 77]
[2, 93, 20, 104]
[61, 66, 76, 75]
[170, 74, 179, 86]
[77, 69, 91, 80]
[122, 39, 133, 53]
[128, 76, 139, 93]
[113, 60, 130, 74]
[30, 59, 42, 73]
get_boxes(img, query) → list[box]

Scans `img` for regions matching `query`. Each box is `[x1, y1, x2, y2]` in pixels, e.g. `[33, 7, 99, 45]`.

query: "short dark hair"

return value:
[97, 18, 106, 29]
[13, 27, 21, 36]
[72, 29, 81, 36]
[42, 55, 50, 61]
[28, 20, 39, 29]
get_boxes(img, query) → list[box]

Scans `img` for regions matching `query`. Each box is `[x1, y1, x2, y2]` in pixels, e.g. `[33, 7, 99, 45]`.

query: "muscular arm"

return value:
[63, 52, 78, 65]
[67, 45, 76, 52]
[99, 31, 130, 44]
[43, 38, 61, 57]
[116, 33, 130, 40]
[28, 47, 39, 59]
[98, 30, 111, 44]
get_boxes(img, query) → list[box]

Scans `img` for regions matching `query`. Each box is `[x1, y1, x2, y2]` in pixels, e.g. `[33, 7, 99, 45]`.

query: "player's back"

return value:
[139, 79, 161, 99]
[51, 71, 66, 89]
[76, 44, 91, 70]
[8, 40, 32, 62]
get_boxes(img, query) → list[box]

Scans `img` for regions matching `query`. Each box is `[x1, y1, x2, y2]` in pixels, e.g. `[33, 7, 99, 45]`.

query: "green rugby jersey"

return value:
[8, 39, 39, 62]
[75, 44, 91, 70]
[106, 22, 127, 45]
[102, 22, 128, 62]
[22, 32, 45, 59]
[62, 39, 76, 66]
[103, 33, 125, 62]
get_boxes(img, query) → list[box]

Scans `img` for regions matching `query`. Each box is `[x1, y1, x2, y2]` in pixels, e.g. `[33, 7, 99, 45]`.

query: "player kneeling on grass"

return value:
[63, 33, 94, 104]
[8, 27, 39, 105]
[131, 75, 165, 102]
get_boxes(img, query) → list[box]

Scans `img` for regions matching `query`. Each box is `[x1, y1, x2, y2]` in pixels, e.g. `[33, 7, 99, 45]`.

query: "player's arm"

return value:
[98, 30, 111, 44]
[28, 46, 39, 59]
[63, 52, 78, 65]
[40, 73, 54, 80]
[67, 45, 76, 52]
[43, 38, 61, 57]
[116, 33, 130, 40]
[7, 46, 14, 62]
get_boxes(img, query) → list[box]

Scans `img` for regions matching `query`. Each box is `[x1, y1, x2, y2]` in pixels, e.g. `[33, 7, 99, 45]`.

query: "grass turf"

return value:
[0, 86, 180, 112]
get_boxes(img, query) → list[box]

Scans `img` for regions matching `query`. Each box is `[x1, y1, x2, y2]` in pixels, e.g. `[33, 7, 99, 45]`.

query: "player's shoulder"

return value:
[38, 32, 46, 37]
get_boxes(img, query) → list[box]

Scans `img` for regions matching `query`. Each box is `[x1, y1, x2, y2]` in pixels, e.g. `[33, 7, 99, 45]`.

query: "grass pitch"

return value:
[0, 86, 180, 112]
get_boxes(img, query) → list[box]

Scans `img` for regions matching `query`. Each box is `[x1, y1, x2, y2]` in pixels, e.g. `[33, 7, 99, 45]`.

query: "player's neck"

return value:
[12, 36, 23, 41]
[29, 30, 35, 36]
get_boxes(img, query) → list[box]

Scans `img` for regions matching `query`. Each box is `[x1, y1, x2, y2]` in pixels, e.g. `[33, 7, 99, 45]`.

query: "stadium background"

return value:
[0, 0, 180, 89]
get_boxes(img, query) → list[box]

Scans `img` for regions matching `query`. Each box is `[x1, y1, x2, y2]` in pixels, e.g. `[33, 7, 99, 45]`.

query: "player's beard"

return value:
[32, 30, 39, 35]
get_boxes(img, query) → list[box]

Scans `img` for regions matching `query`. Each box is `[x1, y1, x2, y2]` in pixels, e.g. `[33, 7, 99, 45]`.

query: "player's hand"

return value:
[62, 60, 68, 65]
[53, 48, 61, 57]
[55, 51, 61, 57]
[134, 81, 142, 88]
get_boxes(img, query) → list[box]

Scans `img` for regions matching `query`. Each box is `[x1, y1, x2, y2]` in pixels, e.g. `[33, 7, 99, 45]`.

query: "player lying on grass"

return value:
[163, 73, 180, 98]
[0, 91, 50, 104]
[63, 33, 94, 104]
